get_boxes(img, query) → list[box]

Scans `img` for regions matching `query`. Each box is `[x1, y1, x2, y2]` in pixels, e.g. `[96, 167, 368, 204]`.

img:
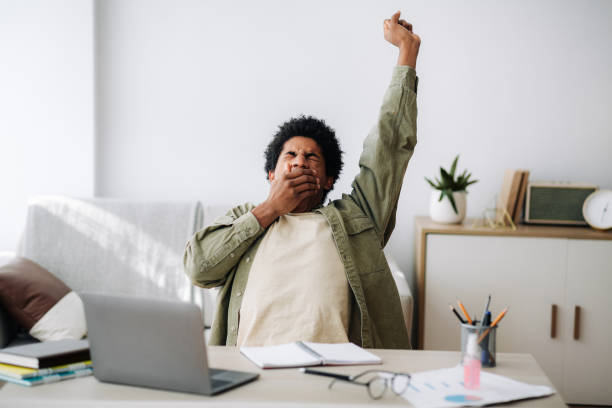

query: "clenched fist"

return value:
[384, 11, 421, 68]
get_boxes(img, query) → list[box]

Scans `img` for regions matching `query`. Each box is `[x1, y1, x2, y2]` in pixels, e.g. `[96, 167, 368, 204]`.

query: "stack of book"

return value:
[0, 339, 92, 386]
[497, 169, 530, 226]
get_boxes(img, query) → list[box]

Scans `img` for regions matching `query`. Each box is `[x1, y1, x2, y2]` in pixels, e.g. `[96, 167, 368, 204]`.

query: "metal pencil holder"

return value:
[460, 323, 497, 367]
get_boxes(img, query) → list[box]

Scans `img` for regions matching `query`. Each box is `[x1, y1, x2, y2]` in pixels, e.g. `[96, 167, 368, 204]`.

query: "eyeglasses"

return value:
[303, 368, 408, 400]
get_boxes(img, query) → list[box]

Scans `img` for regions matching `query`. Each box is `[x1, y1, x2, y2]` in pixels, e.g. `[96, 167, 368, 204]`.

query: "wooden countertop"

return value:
[415, 216, 612, 240]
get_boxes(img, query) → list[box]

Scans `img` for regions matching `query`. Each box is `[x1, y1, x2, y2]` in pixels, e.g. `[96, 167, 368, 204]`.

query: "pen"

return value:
[477, 307, 509, 344]
[482, 310, 491, 327]
[482, 294, 491, 323]
[300, 368, 351, 381]
[449, 304, 466, 324]
[457, 300, 473, 325]
[480, 310, 492, 364]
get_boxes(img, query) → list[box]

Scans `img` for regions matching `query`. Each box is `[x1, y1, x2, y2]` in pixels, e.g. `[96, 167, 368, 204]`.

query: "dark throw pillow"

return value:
[0, 257, 86, 342]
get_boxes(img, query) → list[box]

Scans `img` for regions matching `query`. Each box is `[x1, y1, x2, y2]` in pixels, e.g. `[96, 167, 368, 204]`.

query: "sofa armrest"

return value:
[392, 269, 414, 346]
[384, 250, 414, 348]
[0, 251, 14, 266]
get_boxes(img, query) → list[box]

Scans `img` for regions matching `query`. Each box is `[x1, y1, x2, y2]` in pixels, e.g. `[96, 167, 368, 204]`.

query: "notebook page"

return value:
[303, 342, 381, 365]
[240, 342, 321, 368]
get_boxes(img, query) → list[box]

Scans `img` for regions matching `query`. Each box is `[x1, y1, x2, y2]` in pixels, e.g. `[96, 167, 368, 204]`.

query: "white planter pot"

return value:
[429, 190, 467, 224]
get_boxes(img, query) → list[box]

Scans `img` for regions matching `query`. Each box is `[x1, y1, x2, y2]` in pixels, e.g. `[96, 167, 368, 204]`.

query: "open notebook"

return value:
[240, 342, 382, 369]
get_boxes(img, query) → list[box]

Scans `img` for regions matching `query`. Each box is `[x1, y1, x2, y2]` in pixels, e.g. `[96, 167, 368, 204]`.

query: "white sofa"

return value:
[0, 196, 413, 348]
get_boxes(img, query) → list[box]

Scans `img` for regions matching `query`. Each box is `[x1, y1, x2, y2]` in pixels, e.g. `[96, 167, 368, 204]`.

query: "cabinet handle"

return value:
[550, 304, 557, 339]
[573, 305, 581, 340]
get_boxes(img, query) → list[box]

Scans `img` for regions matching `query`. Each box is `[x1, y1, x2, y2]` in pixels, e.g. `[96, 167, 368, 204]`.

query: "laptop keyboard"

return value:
[211, 369, 235, 389]
[211, 378, 232, 389]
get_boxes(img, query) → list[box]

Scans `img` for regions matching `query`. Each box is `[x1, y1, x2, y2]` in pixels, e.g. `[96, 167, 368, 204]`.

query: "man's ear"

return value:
[324, 177, 334, 190]
[268, 170, 275, 182]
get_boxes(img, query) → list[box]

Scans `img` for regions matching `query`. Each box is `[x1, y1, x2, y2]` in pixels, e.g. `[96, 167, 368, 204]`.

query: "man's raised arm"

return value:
[348, 11, 420, 246]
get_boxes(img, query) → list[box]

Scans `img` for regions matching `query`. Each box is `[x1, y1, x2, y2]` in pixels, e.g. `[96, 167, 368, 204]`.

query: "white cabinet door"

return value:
[564, 239, 612, 405]
[424, 234, 567, 394]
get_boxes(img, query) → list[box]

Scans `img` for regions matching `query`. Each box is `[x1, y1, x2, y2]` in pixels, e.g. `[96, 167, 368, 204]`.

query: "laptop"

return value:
[81, 293, 258, 395]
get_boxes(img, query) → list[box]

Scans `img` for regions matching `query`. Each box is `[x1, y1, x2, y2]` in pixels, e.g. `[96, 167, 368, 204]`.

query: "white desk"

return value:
[0, 348, 567, 407]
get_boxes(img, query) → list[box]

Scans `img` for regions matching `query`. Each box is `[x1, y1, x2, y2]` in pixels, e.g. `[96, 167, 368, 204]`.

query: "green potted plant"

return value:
[425, 155, 478, 224]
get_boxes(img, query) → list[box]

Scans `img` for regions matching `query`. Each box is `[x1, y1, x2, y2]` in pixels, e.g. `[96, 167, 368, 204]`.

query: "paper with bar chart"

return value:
[395, 365, 554, 408]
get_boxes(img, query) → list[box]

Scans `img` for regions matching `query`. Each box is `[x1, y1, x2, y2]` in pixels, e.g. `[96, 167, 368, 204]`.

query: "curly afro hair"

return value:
[264, 115, 344, 200]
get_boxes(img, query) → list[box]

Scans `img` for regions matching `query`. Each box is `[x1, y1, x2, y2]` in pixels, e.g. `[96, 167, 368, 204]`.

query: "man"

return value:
[184, 11, 420, 349]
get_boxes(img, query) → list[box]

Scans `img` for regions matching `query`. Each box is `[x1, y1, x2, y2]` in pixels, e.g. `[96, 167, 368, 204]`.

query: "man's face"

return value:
[269, 136, 334, 212]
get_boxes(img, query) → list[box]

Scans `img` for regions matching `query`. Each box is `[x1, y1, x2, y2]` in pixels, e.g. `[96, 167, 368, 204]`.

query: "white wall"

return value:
[95, 0, 612, 289]
[2, 0, 611, 289]
[0, 0, 95, 251]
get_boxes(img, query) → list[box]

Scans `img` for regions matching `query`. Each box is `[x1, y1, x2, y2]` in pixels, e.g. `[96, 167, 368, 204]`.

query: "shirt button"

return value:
[246, 257, 250, 263]
[236, 291, 242, 297]
[230, 253, 235, 258]
[231, 326, 236, 332]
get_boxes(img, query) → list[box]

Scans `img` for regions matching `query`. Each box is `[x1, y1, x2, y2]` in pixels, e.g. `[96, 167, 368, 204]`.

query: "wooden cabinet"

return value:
[563, 240, 612, 405]
[415, 217, 612, 405]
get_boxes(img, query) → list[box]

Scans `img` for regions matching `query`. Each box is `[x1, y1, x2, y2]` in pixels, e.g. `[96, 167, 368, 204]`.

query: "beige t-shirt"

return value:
[236, 212, 350, 347]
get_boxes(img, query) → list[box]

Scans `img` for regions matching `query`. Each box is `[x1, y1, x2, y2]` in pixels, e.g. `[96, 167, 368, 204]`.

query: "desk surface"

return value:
[0, 348, 566, 407]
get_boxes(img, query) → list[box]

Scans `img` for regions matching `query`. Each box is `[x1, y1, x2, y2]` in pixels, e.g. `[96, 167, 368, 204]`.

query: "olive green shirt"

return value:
[184, 66, 418, 349]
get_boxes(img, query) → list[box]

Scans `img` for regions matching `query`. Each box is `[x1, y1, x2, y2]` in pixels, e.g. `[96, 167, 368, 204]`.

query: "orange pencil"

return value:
[457, 300, 473, 325]
[477, 307, 509, 344]
[490, 307, 508, 327]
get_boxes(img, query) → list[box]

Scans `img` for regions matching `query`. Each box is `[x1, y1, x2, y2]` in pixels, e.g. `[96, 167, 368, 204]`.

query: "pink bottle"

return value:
[463, 333, 481, 389]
